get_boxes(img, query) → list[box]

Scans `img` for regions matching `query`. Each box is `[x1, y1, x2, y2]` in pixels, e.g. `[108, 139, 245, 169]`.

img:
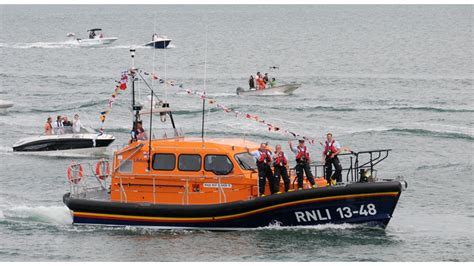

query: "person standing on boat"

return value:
[44, 117, 53, 135]
[321, 132, 343, 186]
[273, 144, 290, 193]
[289, 139, 317, 189]
[251, 143, 276, 196]
[53, 115, 63, 135]
[135, 121, 147, 141]
[263, 73, 269, 88]
[249, 75, 255, 90]
[72, 114, 84, 133]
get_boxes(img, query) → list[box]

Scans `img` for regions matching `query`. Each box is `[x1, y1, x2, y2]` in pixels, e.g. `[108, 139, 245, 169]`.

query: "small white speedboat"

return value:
[236, 83, 301, 96]
[0, 100, 14, 114]
[13, 127, 115, 157]
[67, 28, 118, 47]
[144, 34, 172, 49]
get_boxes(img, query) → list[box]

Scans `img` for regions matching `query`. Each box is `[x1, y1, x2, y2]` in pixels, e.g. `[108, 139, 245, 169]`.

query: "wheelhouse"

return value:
[110, 138, 261, 204]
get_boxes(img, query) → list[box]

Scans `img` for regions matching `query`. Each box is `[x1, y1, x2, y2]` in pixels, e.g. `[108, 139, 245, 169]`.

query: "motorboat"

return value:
[62, 49, 407, 230]
[67, 29, 118, 47]
[13, 126, 115, 156]
[236, 83, 300, 96]
[0, 99, 14, 114]
[144, 34, 172, 49]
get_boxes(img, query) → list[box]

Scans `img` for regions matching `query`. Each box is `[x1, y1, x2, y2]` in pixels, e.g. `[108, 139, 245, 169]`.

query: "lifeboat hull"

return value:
[64, 181, 403, 230]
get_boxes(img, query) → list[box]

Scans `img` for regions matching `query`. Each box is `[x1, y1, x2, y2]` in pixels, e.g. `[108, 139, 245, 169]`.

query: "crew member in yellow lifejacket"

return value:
[251, 143, 276, 196]
[273, 144, 290, 193]
[289, 139, 317, 190]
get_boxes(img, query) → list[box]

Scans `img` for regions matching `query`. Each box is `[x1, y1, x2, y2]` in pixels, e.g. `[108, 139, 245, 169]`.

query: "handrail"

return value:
[114, 143, 144, 172]
[310, 149, 391, 183]
[113, 173, 245, 179]
[115, 143, 144, 156]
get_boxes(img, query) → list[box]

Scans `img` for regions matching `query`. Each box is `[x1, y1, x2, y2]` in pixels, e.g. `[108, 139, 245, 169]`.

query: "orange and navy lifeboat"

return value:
[63, 136, 406, 230]
[62, 52, 406, 230]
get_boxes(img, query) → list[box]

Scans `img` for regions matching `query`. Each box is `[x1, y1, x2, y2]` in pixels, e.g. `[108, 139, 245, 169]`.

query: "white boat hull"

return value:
[0, 100, 14, 114]
[77, 37, 118, 47]
[13, 133, 115, 156]
[13, 146, 110, 158]
[236, 84, 301, 96]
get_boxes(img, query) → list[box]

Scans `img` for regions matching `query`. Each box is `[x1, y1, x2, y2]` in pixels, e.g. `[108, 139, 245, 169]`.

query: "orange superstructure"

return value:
[110, 137, 326, 205]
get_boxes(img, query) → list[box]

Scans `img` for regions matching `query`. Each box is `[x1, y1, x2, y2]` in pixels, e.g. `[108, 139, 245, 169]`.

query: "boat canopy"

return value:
[87, 28, 102, 32]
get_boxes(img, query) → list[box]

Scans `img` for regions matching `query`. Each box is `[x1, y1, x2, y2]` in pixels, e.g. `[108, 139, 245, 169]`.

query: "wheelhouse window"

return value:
[234, 152, 257, 170]
[152, 153, 176, 171]
[204, 155, 233, 175]
[119, 160, 133, 173]
[178, 154, 202, 171]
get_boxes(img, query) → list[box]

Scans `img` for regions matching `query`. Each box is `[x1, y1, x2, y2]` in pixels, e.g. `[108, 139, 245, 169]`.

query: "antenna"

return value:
[201, 25, 208, 142]
[148, 15, 157, 172]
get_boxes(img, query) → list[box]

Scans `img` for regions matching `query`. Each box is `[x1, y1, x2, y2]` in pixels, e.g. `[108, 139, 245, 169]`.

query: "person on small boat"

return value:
[152, 33, 158, 41]
[251, 143, 276, 196]
[257, 76, 266, 90]
[72, 114, 84, 133]
[89, 31, 96, 39]
[269, 78, 276, 88]
[249, 75, 255, 90]
[289, 139, 317, 189]
[263, 73, 269, 86]
[53, 115, 64, 135]
[44, 117, 53, 135]
[135, 121, 147, 140]
[273, 144, 290, 193]
[322, 132, 346, 186]
[63, 116, 72, 127]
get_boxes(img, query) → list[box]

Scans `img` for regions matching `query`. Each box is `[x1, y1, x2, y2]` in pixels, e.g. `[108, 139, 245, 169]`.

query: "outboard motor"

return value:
[236, 87, 244, 95]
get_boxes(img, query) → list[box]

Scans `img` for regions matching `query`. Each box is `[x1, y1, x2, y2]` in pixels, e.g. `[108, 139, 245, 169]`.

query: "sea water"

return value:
[0, 5, 472, 261]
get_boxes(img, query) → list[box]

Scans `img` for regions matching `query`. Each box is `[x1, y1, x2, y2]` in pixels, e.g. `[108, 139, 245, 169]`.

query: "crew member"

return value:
[44, 117, 53, 135]
[249, 75, 255, 90]
[289, 139, 316, 189]
[135, 121, 147, 140]
[273, 144, 290, 193]
[251, 143, 275, 196]
[321, 132, 343, 186]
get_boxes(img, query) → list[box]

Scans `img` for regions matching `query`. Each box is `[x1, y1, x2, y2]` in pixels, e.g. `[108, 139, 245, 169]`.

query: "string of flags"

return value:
[98, 71, 128, 131]
[101, 70, 319, 145]
[142, 70, 318, 145]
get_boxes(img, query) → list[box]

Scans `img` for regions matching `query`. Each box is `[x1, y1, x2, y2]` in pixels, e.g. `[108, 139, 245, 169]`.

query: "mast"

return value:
[130, 48, 141, 142]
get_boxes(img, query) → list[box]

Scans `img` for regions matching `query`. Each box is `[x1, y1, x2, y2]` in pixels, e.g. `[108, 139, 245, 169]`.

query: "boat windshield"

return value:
[234, 152, 257, 170]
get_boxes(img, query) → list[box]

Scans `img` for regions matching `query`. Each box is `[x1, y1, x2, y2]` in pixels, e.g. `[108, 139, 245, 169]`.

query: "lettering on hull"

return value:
[294, 209, 332, 223]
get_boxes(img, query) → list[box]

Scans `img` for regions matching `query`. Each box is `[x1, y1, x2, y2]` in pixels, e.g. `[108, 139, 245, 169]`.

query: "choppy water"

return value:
[0, 5, 473, 261]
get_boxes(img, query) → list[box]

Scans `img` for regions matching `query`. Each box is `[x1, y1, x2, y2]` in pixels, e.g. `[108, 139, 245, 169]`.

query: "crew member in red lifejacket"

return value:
[289, 139, 316, 189]
[251, 143, 276, 196]
[273, 144, 290, 193]
[321, 132, 343, 186]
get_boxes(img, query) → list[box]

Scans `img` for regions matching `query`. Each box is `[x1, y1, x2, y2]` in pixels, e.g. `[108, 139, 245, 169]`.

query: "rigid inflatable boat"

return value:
[236, 84, 300, 96]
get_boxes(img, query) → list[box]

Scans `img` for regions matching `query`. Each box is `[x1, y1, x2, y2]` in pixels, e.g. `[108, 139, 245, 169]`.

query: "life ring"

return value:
[67, 164, 83, 184]
[95, 159, 110, 180]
